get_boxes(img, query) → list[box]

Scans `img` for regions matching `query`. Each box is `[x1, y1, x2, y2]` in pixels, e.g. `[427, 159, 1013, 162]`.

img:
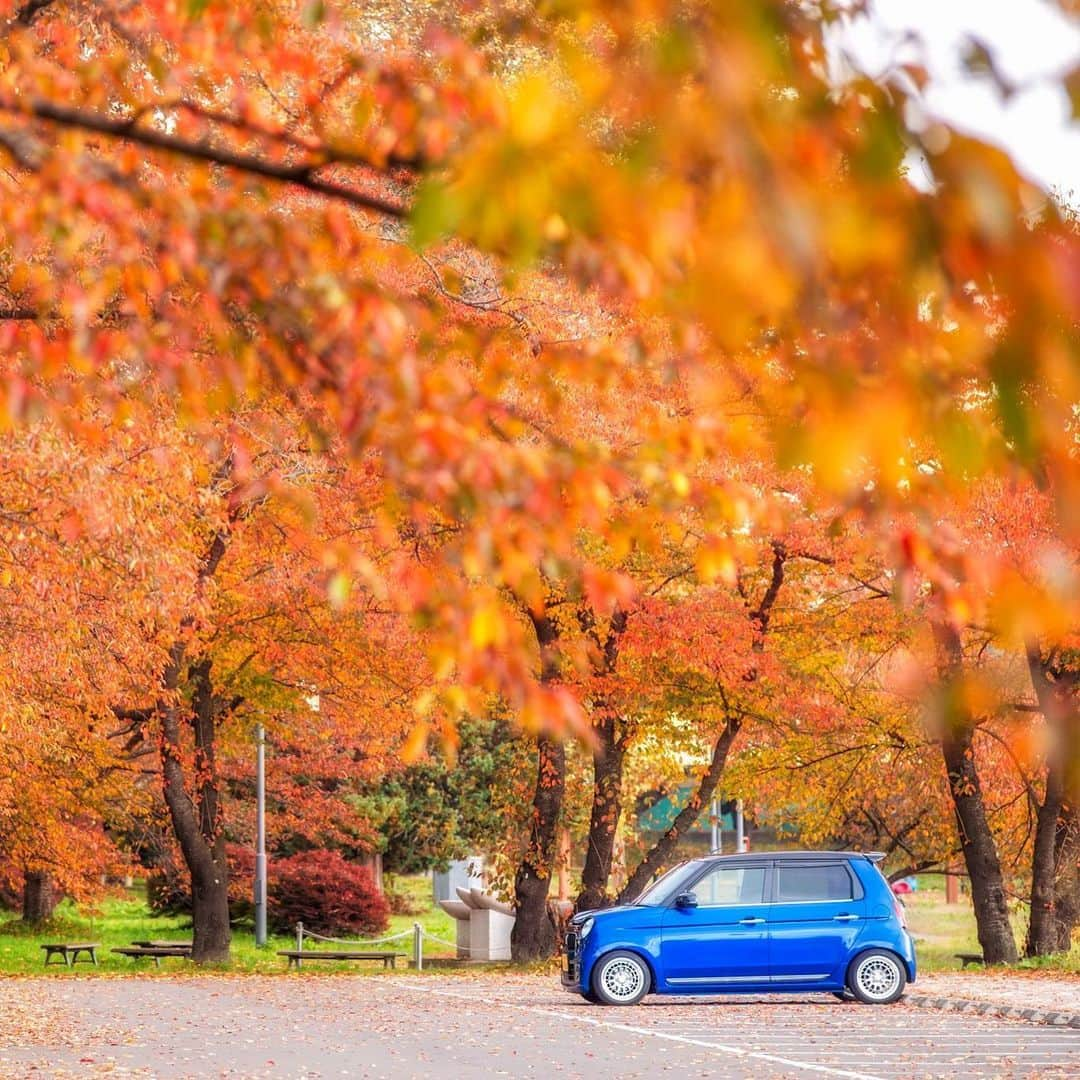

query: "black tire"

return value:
[591, 950, 651, 1006]
[832, 990, 852, 1002]
[846, 949, 907, 1005]
[580, 988, 600, 1004]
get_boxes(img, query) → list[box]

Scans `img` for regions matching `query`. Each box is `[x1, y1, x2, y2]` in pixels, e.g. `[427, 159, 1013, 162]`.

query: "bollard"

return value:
[296, 921, 303, 969]
[413, 922, 423, 972]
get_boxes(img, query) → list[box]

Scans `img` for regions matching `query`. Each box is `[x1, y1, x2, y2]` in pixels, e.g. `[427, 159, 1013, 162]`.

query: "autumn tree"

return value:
[0, 0, 1078, 966]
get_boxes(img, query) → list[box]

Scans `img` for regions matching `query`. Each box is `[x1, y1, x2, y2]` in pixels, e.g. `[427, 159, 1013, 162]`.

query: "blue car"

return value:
[562, 850, 915, 1006]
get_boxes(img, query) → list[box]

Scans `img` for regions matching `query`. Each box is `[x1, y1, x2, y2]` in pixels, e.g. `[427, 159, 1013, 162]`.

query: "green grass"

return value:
[0, 877, 458, 976]
[904, 879, 1080, 974]
[3, 875, 1075, 977]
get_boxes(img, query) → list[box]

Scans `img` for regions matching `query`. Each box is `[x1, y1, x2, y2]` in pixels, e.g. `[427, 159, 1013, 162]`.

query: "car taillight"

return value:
[893, 894, 908, 929]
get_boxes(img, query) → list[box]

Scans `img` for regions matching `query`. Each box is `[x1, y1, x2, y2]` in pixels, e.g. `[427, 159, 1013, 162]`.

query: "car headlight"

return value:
[579, 917, 595, 939]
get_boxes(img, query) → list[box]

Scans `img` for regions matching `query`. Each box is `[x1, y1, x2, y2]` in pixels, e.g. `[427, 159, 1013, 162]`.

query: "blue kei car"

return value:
[562, 851, 915, 1006]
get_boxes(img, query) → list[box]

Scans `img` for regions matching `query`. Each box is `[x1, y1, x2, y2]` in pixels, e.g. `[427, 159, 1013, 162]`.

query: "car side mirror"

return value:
[674, 891, 698, 909]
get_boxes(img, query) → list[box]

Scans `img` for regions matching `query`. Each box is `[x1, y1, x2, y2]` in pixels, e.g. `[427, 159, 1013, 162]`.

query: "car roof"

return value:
[701, 850, 885, 864]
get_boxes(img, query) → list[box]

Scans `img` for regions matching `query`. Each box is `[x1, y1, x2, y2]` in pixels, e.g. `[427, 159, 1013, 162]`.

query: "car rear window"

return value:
[776, 863, 854, 902]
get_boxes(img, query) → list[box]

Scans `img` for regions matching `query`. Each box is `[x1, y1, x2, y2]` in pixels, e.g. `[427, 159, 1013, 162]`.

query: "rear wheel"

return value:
[580, 988, 599, 1004]
[591, 950, 650, 1006]
[847, 949, 906, 1004]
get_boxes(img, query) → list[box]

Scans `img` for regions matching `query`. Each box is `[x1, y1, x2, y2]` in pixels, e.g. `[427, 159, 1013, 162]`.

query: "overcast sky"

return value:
[829, 0, 1080, 199]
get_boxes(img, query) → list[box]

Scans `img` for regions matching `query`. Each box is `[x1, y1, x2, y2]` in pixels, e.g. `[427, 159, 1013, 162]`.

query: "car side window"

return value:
[776, 863, 854, 902]
[689, 866, 766, 907]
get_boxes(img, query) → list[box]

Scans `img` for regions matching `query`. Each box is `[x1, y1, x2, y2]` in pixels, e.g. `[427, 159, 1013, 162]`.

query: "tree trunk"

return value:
[616, 717, 741, 905]
[1025, 643, 1080, 955]
[574, 607, 629, 913]
[576, 714, 625, 912]
[511, 733, 565, 961]
[160, 649, 231, 963]
[1051, 805, 1080, 952]
[22, 870, 57, 922]
[511, 610, 564, 962]
[934, 619, 1017, 964]
[1026, 770, 1064, 956]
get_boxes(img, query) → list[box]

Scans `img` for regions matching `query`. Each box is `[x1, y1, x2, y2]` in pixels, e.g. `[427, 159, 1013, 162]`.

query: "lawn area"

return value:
[0, 875, 457, 975]
[2, 874, 1077, 976]
[903, 876, 1080, 974]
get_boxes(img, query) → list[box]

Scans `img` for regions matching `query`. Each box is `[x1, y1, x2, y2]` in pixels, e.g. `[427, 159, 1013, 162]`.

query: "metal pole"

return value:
[735, 799, 744, 852]
[413, 922, 423, 971]
[710, 798, 720, 853]
[255, 723, 267, 947]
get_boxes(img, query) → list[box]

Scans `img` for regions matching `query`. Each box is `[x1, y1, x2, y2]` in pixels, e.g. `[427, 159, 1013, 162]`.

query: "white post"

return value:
[255, 723, 267, 946]
[413, 922, 423, 971]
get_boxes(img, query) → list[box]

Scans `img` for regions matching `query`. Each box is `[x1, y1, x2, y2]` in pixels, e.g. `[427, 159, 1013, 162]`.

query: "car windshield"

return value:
[633, 860, 704, 906]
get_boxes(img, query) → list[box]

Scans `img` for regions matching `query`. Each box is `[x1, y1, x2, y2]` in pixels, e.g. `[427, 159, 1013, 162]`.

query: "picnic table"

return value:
[41, 942, 100, 967]
[112, 942, 193, 967]
[277, 949, 401, 971]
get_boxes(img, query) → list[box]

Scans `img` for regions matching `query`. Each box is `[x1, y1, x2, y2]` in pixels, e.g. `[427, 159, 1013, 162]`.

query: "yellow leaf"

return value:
[469, 604, 505, 649]
[401, 721, 430, 764]
[696, 542, 737, 586]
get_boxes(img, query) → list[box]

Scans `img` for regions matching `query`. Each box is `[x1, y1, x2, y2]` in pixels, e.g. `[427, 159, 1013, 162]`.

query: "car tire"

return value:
[847, 949, 906, 1005]
[580, 988, 600, 1004]
[591, 950, 651, 1006]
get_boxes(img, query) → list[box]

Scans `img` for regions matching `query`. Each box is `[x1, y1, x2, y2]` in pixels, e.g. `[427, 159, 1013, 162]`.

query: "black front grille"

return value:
[562, 930, 580, 986]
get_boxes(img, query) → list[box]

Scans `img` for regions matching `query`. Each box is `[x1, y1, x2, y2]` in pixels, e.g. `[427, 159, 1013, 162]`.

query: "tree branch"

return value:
[0, 97, 408, 219]
[14, 0, 56, 25]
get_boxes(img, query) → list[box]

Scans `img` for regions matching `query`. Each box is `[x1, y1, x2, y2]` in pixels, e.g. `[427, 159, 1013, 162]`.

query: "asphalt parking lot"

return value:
[1, 974, 1077, 1078]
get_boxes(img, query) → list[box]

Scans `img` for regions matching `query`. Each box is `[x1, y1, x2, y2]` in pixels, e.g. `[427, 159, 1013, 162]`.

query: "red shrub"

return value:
[268, 850, 388, 937]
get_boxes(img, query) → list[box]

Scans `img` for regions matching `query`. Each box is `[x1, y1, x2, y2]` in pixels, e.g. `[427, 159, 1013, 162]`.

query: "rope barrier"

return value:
[422, 931, 477, 952]
[297, 925, 413, 948]
[291, 918, 510, 966]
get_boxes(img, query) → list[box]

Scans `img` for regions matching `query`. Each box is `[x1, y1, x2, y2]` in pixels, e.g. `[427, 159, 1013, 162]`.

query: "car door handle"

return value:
[739, 917, 765, 925]
[833, 914, 859, 922]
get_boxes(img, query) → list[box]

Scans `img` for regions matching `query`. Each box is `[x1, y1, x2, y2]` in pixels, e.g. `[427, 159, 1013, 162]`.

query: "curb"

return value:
[904, 993, 1080, 1029]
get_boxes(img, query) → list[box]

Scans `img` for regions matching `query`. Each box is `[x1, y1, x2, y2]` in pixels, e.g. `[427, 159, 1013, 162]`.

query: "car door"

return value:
[768, 861, 867, 984]
[660, 862, 770, 987]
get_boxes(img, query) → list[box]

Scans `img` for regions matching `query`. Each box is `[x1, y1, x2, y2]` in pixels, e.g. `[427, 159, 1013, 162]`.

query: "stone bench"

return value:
[955, 952, 985, 968]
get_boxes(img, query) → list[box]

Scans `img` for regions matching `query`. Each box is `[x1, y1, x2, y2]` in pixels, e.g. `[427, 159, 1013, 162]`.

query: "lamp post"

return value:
[254, 723, 267, 947]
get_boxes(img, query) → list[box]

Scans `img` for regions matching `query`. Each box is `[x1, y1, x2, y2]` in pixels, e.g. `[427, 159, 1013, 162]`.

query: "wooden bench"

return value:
[112, 945, 193, 967]
[955, 952, 985, 968]
[41, 942, 100, 967]
[277, 949, 401, 970]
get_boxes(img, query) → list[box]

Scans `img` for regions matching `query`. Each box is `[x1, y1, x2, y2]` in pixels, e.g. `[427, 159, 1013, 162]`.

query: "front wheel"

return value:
[591, 950, 651, 1006]
[847, 949, 906, 1005]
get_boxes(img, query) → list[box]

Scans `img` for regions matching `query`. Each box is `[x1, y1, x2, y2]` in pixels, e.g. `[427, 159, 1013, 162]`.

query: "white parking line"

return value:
[393, 982, 887, 1080]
